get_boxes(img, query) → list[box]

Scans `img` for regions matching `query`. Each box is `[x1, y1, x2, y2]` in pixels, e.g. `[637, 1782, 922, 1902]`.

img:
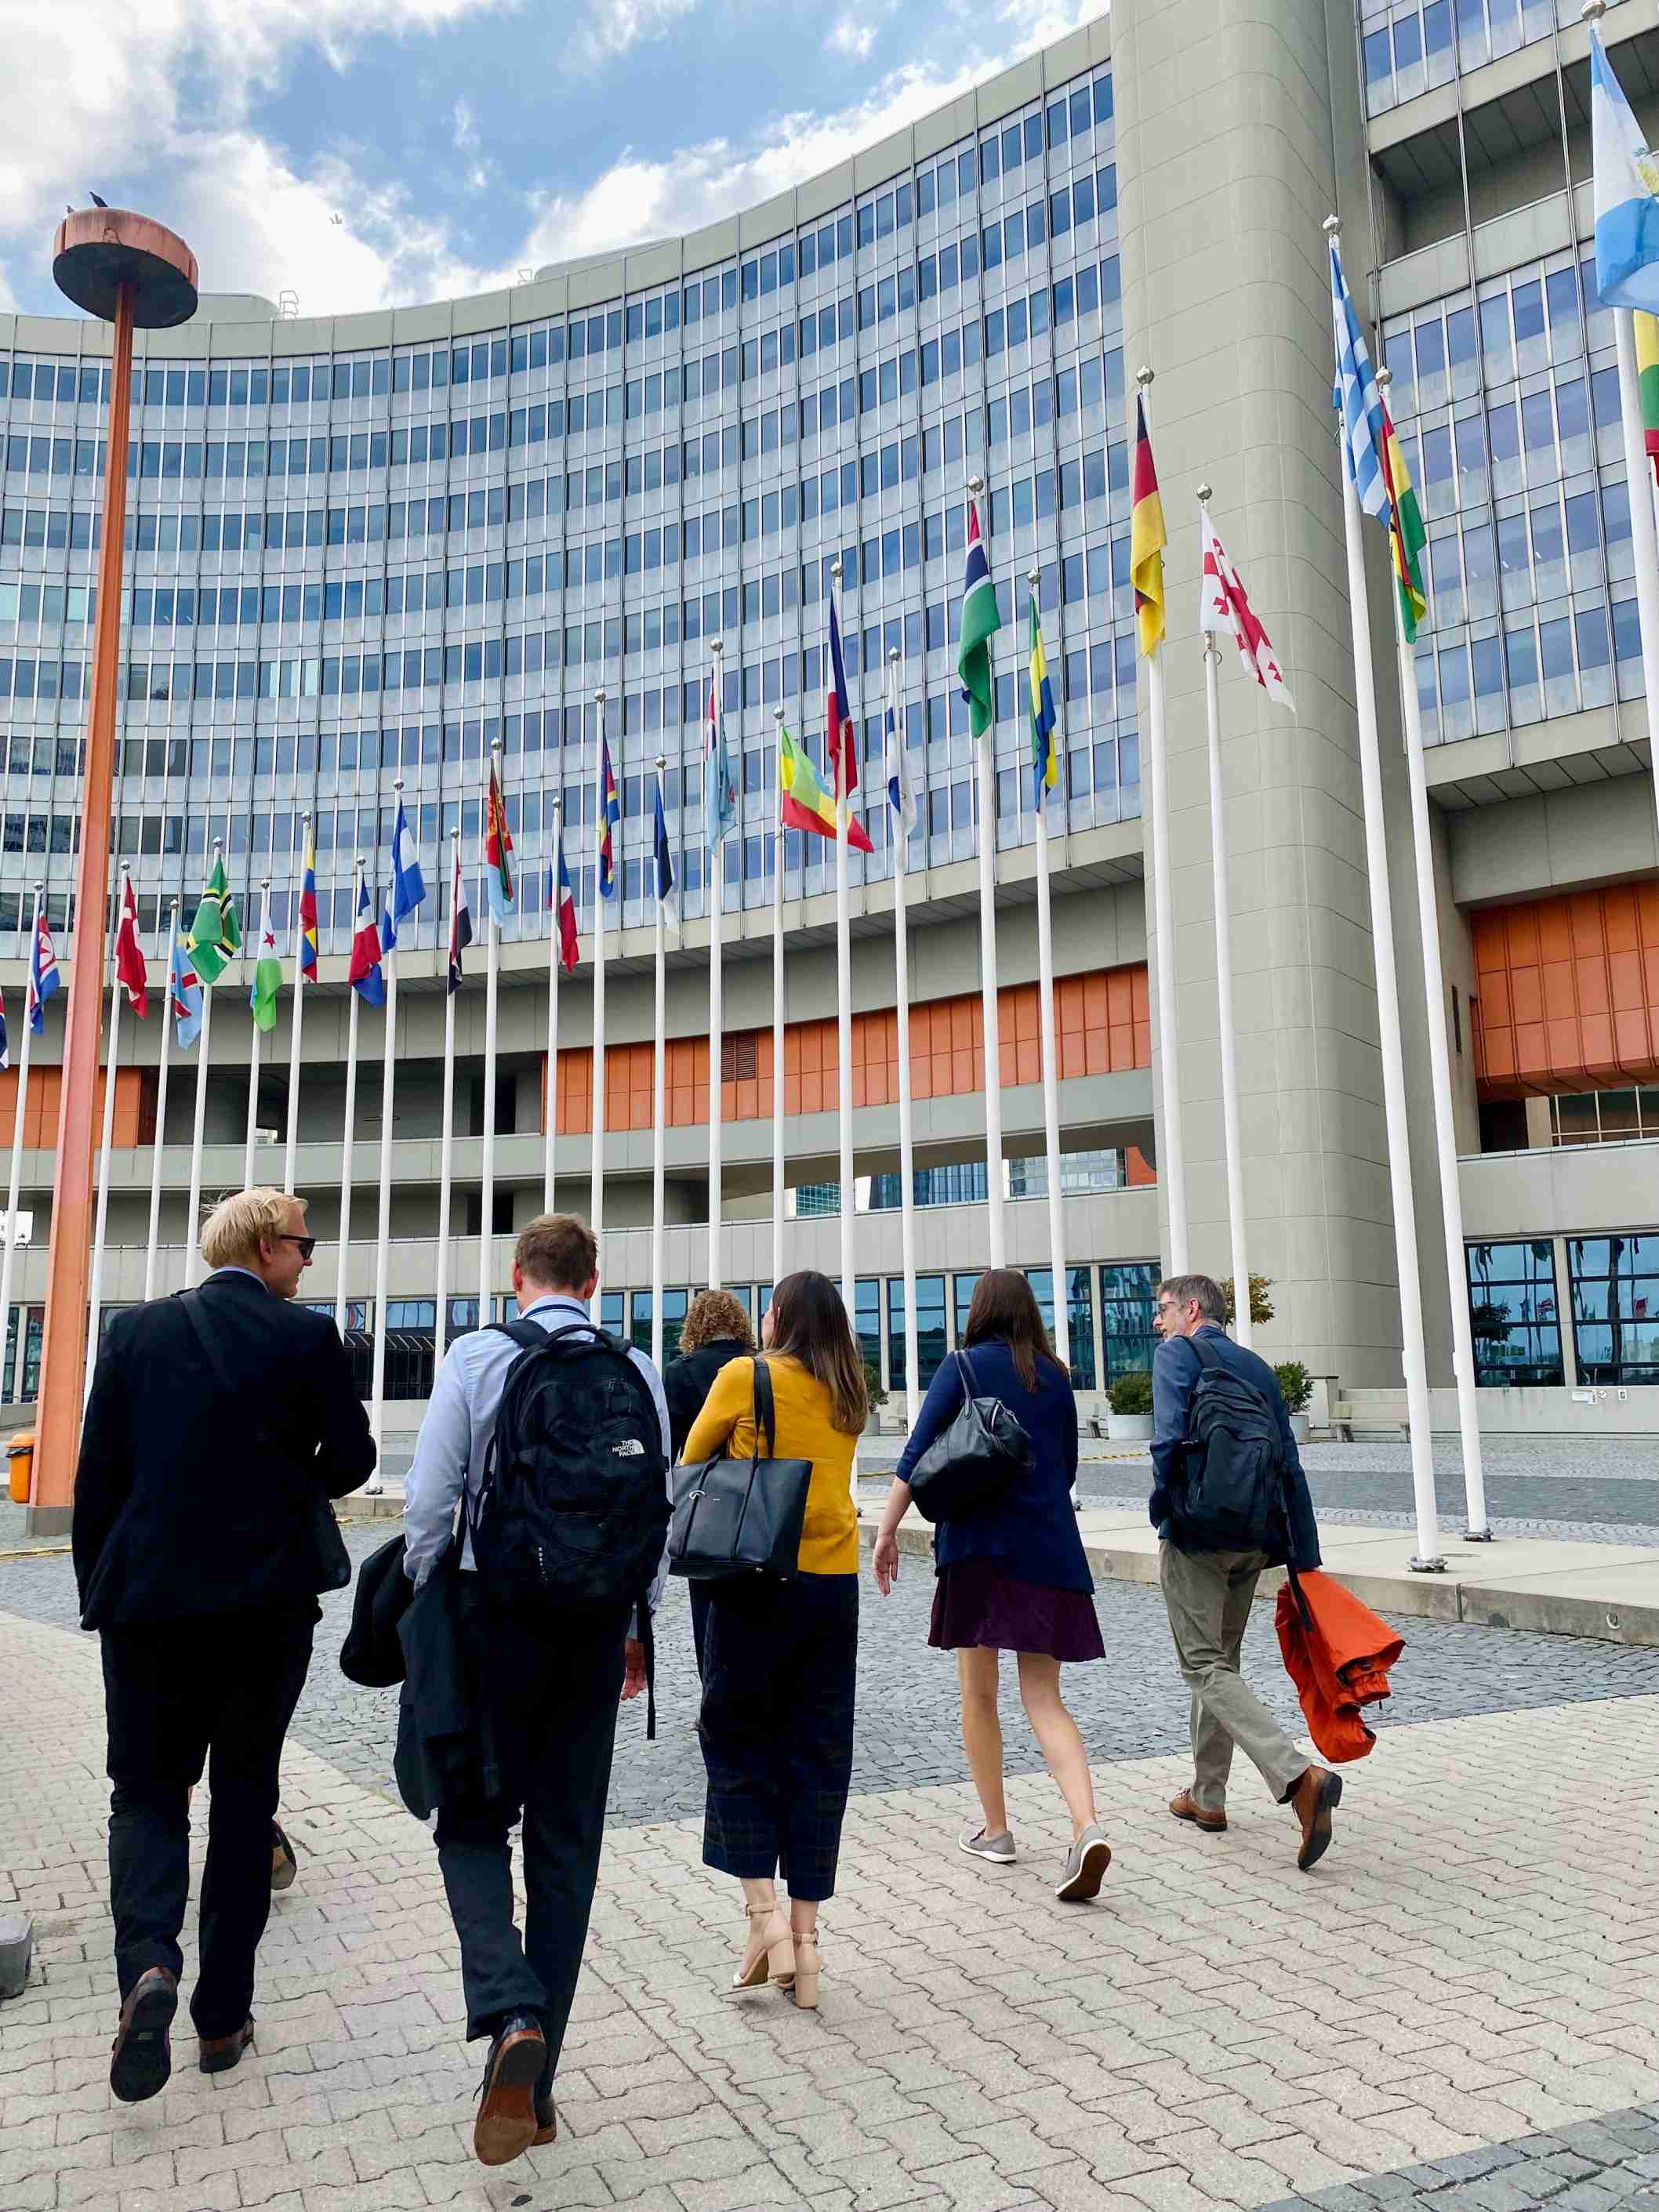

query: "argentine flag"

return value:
[1592, 23, 1659, 313]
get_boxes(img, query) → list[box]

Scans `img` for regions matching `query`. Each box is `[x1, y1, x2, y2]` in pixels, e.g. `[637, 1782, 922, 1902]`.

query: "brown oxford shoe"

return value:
[1169, 1788, 1227, 1833]
[110, 1966, 178, 2103]
[1290, 1765, 1343, 1870]
[198, 2018, 256, 2075]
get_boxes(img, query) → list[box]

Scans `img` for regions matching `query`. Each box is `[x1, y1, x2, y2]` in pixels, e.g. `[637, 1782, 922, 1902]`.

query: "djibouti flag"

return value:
[957, 493, 1001, 738]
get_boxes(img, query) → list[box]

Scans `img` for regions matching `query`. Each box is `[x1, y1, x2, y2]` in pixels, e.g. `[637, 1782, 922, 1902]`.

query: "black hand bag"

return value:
[906, 1348, 1033, 1525]
[667, 1356, 812, 1581]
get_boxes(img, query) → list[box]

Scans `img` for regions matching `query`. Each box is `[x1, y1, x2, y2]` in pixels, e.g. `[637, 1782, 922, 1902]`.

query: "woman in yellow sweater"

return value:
[680, 1268, 866, 2011]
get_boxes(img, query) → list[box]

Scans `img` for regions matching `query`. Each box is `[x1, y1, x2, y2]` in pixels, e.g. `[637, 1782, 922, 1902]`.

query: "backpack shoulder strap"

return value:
[1189, 1332, 1225, 1373]
[491, 1317, 550, 1352]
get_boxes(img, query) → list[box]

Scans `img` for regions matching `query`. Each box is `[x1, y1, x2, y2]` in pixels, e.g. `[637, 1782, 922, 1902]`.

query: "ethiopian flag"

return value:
[779, 722, 873, 851]
[249, 881, 281, 1032]
[1131, 393, 1167, 658]
[188, 852, 241, 985]
[1637, 312, 1659, 481]
[1378, 402, 1428, 643]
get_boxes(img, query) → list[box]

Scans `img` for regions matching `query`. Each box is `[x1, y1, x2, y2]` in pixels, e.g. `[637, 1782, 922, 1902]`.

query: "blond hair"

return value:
[200, 1188, 304, 1272]
[678, 1288, 756, 1355]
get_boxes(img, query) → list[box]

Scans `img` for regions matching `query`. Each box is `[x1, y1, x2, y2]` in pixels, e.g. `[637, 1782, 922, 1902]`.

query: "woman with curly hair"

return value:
[665, 1288, 757, 1458]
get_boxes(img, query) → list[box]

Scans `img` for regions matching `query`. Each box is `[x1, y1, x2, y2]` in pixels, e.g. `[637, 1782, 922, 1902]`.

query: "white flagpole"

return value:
[1324, 217, 1441, 1569]
[434, 829, 459, 1369]
[830, 566, 858, 1317]
[887, 656, 920, 1431]
[481, 742, 503, 1329]
[1134, 372, 1190, 1273]
[1026, 584, 1072, 1384]
[1198, 615, 1253, 1348]
[966, 480, 1006, 1267]
[1375, 375, 1488, 1537]
[85, 867, 126, 1396]
[143, 897, 178, 1303]
[652, 754, 668, 1373]
[370, 792, 404, 1460]
[2, 884, 42, 1400]
[706, 644, 725, 1292]
[284, 814, 309, 1196]
[544, 796, 564, 1211]
[590, 690, 608, 1322]
[184, 843, 221, 1289]
[243, 877, 268, 1188]
[335, 854, 365, 1335]
[771, 712, 787, 1290]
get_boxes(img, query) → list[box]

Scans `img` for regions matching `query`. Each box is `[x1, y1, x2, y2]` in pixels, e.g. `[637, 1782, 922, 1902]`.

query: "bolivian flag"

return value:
[779, 722, 873, 851]
[1637, 312, 1659, 482]
[1378, 402, 1428, 644]
[1131, 393, 1167, 658]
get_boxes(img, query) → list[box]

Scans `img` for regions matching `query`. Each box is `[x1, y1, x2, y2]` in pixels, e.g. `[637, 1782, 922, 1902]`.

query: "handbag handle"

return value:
[750, 1356, 776, 1464]
[953, 1346, 978, 1398]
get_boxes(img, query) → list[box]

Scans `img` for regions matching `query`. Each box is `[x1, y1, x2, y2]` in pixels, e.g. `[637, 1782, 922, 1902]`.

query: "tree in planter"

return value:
[1107, 1369, 1153, 1417]
[862, 1354, 887, 1412]
[1222, 1274, 1276, 1328]
[1272, 1361, 1313, 1416]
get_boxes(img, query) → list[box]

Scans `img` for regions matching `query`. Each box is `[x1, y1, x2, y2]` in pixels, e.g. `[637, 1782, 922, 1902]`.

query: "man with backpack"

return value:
[1149, 1274, 1342, 1869]
[401, 1214, 671, 2169]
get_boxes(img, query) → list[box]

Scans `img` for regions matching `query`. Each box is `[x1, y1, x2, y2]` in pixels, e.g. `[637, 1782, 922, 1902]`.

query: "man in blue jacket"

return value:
[1150, 1274, 1341, 1869]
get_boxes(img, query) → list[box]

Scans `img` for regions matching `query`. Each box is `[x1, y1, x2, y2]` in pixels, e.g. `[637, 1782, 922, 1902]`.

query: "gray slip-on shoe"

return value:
[1055, 1824, 1112, 1902]
[958, 1824, 1016, 1863]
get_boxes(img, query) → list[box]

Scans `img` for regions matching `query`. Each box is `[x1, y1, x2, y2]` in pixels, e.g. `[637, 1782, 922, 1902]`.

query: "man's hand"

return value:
[621, 1637, 648, 1702]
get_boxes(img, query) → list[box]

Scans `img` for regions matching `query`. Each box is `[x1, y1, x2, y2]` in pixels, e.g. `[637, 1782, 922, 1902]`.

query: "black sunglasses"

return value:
[274, 1234, 317, 1260]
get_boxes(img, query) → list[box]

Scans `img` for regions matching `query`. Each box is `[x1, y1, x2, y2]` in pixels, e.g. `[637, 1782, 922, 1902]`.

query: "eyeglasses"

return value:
[275, 1235, 317, 1260]
[1156, 1298, 1182, 1315]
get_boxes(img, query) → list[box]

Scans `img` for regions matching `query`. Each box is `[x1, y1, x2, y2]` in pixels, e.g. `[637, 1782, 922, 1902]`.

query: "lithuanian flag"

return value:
[1131, 393, 1167, 658]
[779, 722, 873, 851]
[1378, 402, 1428, 644]
[1637, 312, 1659, 482]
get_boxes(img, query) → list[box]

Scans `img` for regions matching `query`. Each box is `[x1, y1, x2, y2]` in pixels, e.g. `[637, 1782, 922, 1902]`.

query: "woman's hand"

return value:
[621, 1638, 648, 1701]
[872, 1531, 900, 1595]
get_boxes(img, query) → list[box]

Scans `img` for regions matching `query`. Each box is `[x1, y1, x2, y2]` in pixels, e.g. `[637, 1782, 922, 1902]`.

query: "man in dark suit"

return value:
[74, 1187, 376, 2104]
[1149, 1273, 1341, 1869]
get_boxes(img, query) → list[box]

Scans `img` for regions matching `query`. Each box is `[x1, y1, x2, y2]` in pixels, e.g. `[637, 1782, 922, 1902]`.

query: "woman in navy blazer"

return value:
[872, 1271, 1111, 1902]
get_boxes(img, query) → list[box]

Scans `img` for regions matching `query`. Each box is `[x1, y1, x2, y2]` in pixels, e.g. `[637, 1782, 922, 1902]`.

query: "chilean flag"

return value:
[554, 833, 579, 974]
[826, 590, 858, 800]
[348, 874, 386, 1007]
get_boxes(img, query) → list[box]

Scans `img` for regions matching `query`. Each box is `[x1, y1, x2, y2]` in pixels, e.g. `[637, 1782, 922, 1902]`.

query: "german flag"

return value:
[1131, 393, 1167, 658]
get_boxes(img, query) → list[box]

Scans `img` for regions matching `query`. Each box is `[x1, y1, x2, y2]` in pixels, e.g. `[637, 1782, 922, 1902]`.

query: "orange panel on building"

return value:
[0, 1066, 152, 1148]
[1472, 884, 1659, 1097]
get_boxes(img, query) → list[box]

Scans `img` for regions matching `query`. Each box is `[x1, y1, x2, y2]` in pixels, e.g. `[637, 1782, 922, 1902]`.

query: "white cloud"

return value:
[575, 0, 700, 69]
[452, 95, 479, 153]
[825, 16, 877, 60]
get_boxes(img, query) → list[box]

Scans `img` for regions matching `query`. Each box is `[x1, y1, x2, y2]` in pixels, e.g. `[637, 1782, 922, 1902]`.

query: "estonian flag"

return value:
[653, 774, 679, 934]
[448, 846, 474, 995]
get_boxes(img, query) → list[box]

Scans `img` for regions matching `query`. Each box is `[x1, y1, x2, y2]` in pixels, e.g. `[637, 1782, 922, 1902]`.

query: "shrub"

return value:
[1108, 1369, 1153, 1416]
[1222, 1273, 1276, 1327]
[1273, 1361, 1313, 1415]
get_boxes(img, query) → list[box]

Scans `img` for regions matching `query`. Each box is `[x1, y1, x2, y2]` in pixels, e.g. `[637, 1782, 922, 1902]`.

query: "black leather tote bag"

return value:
[666, 1357, 812, 1580]
[906, 1348, 1033, 1524]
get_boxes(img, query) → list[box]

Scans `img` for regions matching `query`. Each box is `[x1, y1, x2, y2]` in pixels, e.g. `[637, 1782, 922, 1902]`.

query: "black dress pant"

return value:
[699, 1572, 858, 1900]
[435, 1581, 627, 2054]
[100, 1604, 315, 2039]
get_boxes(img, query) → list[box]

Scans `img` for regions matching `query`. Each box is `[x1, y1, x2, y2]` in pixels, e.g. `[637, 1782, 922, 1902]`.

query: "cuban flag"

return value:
[299, 822, 320, 981]
[169, 929, 203, 1051]
[598, 733, 621, 898]
[704, 670, 737, 851]
[379, 793, 426, 954]
[553, 836, 579, 974]
[447, 843, 473, 995]
[826, 590, 858, 801]
[349, 875, 386, 1007]
[27, 908, 60, 1035]
[653, 771, 679, 935]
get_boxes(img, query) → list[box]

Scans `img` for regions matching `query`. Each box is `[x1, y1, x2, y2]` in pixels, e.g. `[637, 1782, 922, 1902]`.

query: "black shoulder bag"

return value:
[905, 1348, 1034, 1524]
[176, 1288, 352, 1594]
[666, 1357, 813, 1580]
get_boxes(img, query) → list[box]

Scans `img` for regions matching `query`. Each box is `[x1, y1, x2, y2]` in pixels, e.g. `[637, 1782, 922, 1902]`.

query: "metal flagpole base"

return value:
[1408, 1555, 1448, 1574]
[1462, 1528, 1494, 1543]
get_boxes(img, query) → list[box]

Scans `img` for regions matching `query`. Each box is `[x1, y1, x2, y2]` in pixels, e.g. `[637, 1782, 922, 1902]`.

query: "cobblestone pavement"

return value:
[4, 1600, 1659, 2212]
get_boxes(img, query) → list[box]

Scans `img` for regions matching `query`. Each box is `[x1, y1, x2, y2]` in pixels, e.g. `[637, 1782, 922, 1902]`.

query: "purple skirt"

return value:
[929, 1558, 1105, 1663]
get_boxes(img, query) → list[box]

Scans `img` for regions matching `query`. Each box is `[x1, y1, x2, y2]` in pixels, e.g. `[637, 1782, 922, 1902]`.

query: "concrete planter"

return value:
[1105, 1412, 1154, 1443]
[1289, 1412, 1311, 1445]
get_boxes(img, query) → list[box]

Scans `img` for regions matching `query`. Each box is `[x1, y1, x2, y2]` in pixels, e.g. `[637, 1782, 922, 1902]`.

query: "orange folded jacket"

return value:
[1275, 1569, 1405, 1764]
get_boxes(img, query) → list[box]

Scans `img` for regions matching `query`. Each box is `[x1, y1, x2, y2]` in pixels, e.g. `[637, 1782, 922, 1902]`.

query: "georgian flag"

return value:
[1197, 510, 1294, 711]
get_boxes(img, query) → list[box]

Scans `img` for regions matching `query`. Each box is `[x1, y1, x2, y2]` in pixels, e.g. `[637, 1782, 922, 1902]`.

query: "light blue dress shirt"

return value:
[401, 1293, 674, 1617]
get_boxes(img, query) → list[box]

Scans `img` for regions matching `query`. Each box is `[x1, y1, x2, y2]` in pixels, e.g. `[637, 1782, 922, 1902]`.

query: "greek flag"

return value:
[1329, 235, 1389, 522]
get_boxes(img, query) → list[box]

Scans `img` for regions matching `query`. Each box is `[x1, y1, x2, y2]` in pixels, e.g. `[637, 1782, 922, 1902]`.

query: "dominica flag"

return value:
[957, 494, 1000, 739]
[1638, 313, 1659, 483]
[779, 721, 873, 851]
[1131, 393, 1167, 658]
[1378, 402, 1428, 643]
[1027, 589, 1058, 807]
[250, 882, 281, 1032]
[299, 823, 320, 981]
[485, 749, 514, 925]
[187, 851, 240, 985]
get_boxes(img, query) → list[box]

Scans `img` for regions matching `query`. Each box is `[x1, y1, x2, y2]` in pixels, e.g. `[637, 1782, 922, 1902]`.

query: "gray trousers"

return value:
[1157, 1541, 1308, 1812]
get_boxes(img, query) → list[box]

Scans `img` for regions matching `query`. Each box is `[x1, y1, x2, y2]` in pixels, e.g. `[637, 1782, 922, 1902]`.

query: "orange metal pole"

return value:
[30, 283, 135, 1529]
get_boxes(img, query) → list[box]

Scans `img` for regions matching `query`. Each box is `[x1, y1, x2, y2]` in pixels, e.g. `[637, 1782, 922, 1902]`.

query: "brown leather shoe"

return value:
[532, 2080, 557, 2148]
[1169, 1788, 1227, 1833]
[1290, 1765, 1343, 1870]
[474, 2014, 547, 2167]
[111, 1967, 178, 2103]
[198, 2018, 256, 2075]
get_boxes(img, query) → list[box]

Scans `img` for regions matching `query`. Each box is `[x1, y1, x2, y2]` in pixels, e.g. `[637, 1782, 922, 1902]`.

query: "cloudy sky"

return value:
[4, 0, 1103, 321]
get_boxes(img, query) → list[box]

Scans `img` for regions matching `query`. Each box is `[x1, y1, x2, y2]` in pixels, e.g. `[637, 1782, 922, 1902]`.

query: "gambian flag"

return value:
[779, 722, 873, 851]
[956, 495, 1000, 739]
[1378, 401, 1428, 644]
[1638, 311, 1659, 482]
[1131, 393, 1167, 658]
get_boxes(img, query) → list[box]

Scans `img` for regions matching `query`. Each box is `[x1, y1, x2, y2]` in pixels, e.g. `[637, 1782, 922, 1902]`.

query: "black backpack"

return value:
[1167, 1335, 1293, 1558]
[469, 1321, 669, 1732]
